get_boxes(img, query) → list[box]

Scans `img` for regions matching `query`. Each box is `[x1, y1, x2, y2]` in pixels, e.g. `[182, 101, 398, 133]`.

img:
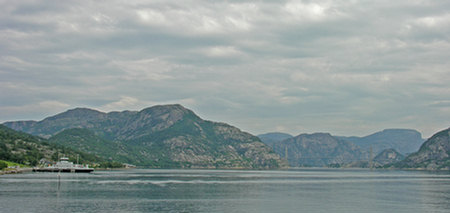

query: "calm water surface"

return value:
[1, 169, 449, 213]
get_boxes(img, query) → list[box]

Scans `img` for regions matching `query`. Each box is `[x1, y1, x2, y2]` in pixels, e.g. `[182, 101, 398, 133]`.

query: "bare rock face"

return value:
[397, 128, 450, 170]
[373, 149, 404, 166]
[272, 133, 367, 167]
[5, 104, 287, 169]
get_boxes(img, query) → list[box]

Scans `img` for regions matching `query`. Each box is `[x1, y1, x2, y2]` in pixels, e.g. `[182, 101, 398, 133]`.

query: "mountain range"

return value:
[259, 129, 425, 167]
[4, 104, 287, 169]
[3, 104, 448, 170]
[271, 133, 367, 167]
[338, 129, 424, 155]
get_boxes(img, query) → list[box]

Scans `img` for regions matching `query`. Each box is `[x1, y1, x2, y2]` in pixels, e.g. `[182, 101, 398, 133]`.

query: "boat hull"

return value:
[33, 168, 94, 173]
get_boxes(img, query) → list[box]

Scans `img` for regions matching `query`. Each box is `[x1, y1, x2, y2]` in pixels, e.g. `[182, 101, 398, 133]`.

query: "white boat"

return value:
[33, 157, 94, 173]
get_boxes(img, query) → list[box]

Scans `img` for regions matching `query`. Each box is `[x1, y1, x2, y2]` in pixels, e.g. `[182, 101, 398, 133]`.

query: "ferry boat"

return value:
[33, 157, 94, 173]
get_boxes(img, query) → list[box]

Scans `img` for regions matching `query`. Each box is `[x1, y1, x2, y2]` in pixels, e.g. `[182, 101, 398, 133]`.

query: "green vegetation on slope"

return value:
[0, 160, 28, 169]
[5, 105, 287, 169]
[48, 128, 133, 164]
[120, 111, 284, 168]
[0, 125, 102, 166]
[0, 161, 7, 170]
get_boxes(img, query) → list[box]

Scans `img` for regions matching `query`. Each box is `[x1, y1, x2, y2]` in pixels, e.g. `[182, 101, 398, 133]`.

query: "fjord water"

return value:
[1, 169, 449, 213]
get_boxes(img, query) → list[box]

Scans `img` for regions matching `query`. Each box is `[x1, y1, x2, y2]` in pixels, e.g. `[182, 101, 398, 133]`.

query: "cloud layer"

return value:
[1, 0, 449, 137]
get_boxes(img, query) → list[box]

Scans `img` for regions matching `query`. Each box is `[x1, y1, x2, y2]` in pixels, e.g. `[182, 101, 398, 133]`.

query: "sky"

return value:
[1, 0, 449, 138]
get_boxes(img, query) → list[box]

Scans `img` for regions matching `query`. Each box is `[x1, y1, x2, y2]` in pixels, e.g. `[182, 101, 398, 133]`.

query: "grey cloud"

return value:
[1, 0, 449, 138]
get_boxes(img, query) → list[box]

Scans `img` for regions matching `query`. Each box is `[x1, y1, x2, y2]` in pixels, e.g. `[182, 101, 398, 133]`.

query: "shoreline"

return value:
[2, 167, 448, 175]
[0, 168, 32, 175]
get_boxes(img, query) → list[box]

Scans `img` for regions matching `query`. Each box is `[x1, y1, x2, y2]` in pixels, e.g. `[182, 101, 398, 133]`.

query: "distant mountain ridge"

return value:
[4, 104, 287, 169]
[271, 133, 367, 167]
[337, 129, 424, 155]
[258, 132, 293, 146]
[261, 128, 425, 167]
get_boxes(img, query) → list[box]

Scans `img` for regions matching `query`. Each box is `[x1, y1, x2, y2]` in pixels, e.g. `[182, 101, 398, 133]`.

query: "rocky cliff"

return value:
[373, 148, 404, 166]
[272, 133, 367, 167]
[396, 127, 450, 170]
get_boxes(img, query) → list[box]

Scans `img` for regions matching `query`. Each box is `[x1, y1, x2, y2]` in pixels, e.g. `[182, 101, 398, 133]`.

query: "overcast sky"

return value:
[1, 0, 449, 138]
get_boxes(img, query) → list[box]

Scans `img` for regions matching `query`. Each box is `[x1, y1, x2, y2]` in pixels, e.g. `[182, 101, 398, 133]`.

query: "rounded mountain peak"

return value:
[296, 132, 334, 139]
[139, 104, 197, 118]
[45, 107, 105, 121]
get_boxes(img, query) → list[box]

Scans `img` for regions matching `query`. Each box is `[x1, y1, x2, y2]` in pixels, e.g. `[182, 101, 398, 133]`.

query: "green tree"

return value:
[0, 161, 7, 170]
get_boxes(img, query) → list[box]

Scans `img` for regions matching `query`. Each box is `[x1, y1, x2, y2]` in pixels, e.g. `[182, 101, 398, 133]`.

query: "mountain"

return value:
[342, 148, 404, 168]
[2, 120, 37, 134]
[5, 104, 287, 169]
[272, 133, 367, 167]
[373, 149, 404, 166]
[4, 108, 110, 138]
[0, 125, 101, 166]
[258, 132, 293, 146]
[396, 127, 450, 170]
[338, 129, 424, 155]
